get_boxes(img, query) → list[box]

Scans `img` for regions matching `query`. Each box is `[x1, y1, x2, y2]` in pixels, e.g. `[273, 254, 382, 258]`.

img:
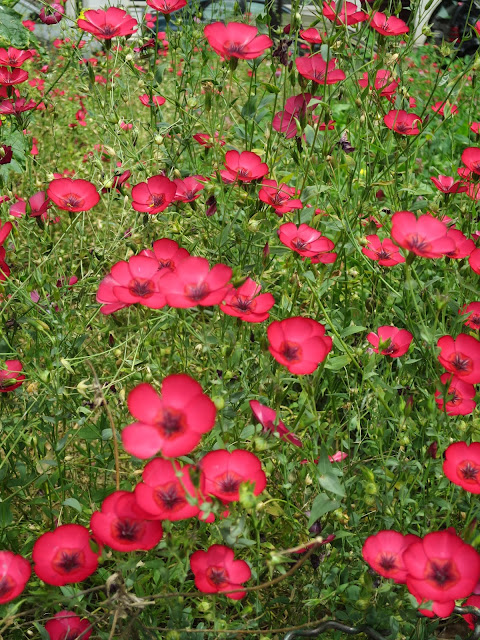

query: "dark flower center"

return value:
[425, 559, 459, 589]
[156, 408, 186, 438]
[405, 233, 430, 253]
[113, 518, 144, 542]
[378, 553, 397, 571]
[61, 194, 84, 209]
[216, 471, 242, 494]
[469, 314, 480, 327]
[0, 575, 14, 598]
[237, 167, 251, 178]
[99, 24, 118, 36]
[53, 549, 85, 574]
[206, 566, 228, 587]
[155, 482, 186, 511]
[395, 123, 410, 133]
[149, 193, 165, 208]
[313, 70, 326, 82]
[186, 282, 209, 301]
[459, 461, 480, 482]
[291, 237, 309, 251]
[382, 341, 398, 355]
[272, 192, 287, 205]
[279, 341, 302, 362]
[231, 296, 253, 312]
[377, 250, 392, 260]
[129, 278, 154, 298]
[158, 259, 173, 271]
[225, 42, 245, 54]
[449, 352, 472, 374]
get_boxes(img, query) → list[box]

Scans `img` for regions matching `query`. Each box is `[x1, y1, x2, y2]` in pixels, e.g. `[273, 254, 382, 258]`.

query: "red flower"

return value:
[0, 551, 31, 604]
[431, 101, 458, 117]
[358, 70, 398, 96]
[146, 0, 187, 14]
[272, 93, 320, 139]
[0, 48, 33, 67]
[444, 442, 480, 493]
[159, 256, 232, 308]
[444, 229, 475, 259]
[258, 179, 302, 215]
[45, 611, 92, 640]
[0, 67, 28, 86]
[0, 360, 25, 392]
[204, 22, 272, 60]
[278, 222, 334, 257]
[97, 255, 166, 312]
[391, 211, 454, 258]
[193, 132, 225, 147]
[200, 449, 267, 502]
[10, 191, 51, 218]
[437, 334, 480, 384]
[220, 150, 268, 183]
[138, 94, 165, 107]
[0, 248, 10, 281]
[462, 147, 480, 175]
[190, 545, 251, 600]
[267, 317, 332, 374]
[122, 375, 216, 458]
[362, 234, 405, 266]
[39, 3, 64, 24]
[430, 175, 467, 194]
[0, 98, 37, 115]
[220, 277, 274, 323]
[90, 491, 163, 551]
[471, 122, 480, 134]
[22, 20, 36, 31]
[470, 248, 480, 274]
[250, 399, 302, 446]
[459, 302, 480, 330]
[367, 326, 413, 358]
[384, 110, 421, 135]
[173, 176, 206, 202]
[369, 12, 409, 35]
[0, 221, 12, 245]
[135, 458, 200, 521]
[362, 530, 420, 584]
[462, 595, 480, 630]
[323, 1, 366, 25]
[435, 373, 476, 416]
[140, 237, 190, 273]
[299, 28, 323, 43]
[77, 8, 137, 39]
[403, 529, 480, 606]
[131, 175, 176, 214]
[32, 524, 99, 586]
[47, 178, 99, 212]
[295, 54, 345, 85]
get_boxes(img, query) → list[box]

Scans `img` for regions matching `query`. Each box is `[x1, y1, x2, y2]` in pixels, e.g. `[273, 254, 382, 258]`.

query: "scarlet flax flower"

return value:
[0, 360, 25, 392]
[295, 54, 345, 85]
[278, 222, 334, 257]
[204, 22, 272, 60]
[140, 237, 190, 272]
[0, 221, 12, 245]
[0, 67, 28, 85]
[470, 248, 480, 275]
[435, 374, 476, 416]
[462, 595, 480, 630]
[45, 611, 92, 640]
[358, 70, 398, 97]
[272, 93, 321, 139]
[323, 1, 366, 25]
[437, 334, 480, 384]
[369, 11, 409, 35]
[430, 175, 467, 194]
[146, 0, 187, 14]
[384, 110, 421, 135]
[173, 176, 206, 202]
[220, 277, 275, 323]
[138, 94, 165, 107]
[462, 147, 480, 175]
[258, 179, 302, 215]
[267, 317, 332, 374]
[122, 374, 216, 458]
[77, 7, 138, 39]
[47, 178, 99, 213]
[200, 449, 267, 502]
[299, 28, 323, 44]
[32, 524, 99, 586]
[90, 491, 163, 551]
[391, 211, 454, 258]
[362, 530, 420, 584]
[443, 442, 480, 493]
[220, 150, 268, 183]
[459, 302, 480, 330]
[362, 235, 405, 266]
[135, 458, 200, 520]
[444, 229, 475, 259]
[131, 175, 176, 214]
[431, 101, 458, 117]
[191, 545, 251, 600]
[0, 47, 33, 67]
[367, 326, 413, 357]
[250, 399, 302, 446]
[0, 551, 31, 604]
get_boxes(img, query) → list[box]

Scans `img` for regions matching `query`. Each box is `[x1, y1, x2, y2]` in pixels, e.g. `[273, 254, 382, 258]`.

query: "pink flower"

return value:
[140, 237, 190, 272]
[204, 22, 272, 60]
[146, 0, 187, 14]
[220, 150, 268, 183]
[272, 93, 321, 139]
[0, 48, 33, 67]
[193, 132, 225, 147]
[122, 375, 216, 458]
[299, 28, 323, 43]
[462, 595, 480, 630]
[220, 277, 274, 323]
[0, 360, 25, 392]
[39, 3, 64, 24]
[459, 302, 480, 330]
[45, 611, 92, 640]
[462, 147, 480, 175]
[469, 248, 480, 274]
[200, 449, 267, 502]
[430, 175, 467, 194]
[0, 551, 31, 604]
[437, 334, 480, 384]
[32, 524, 99, 586]
[444, 229, 475, 259]
[295, 54, 345, 85]
[367, 326, 413, 358]
[135, 458, 200, 520]
[443, 442, 480, 494]
[0, 221, 12, 246]
[362, 235, 405, 266]
[0, 98, 37, 115]
[0, 67, 28, 85]
[90, 491, 163, 552]
[369, 12, 409, 35]
[258, 179, 302, 215]
[323, 1, 366, 25]
[250, 399, 302, 446]
[391, 211, 454, 258]
[138, 94, 165, 107]
[435, 373, 476, 416]
[190, 545, 251, 600]
[10, 191, 51, 218]
[47, 178, 99, 212]
[131, 175, 176, 214]
[362, 530, 420, 584]
[358, 70, 398, 96]
[431, 101, 458, 117]
[384, 110, 421, 135]
[267, 317, 333, 374]
[77, 7, 137, 39]
[278, 222, 334, 257]
[22, 20, 36, 31]
[173, 175, 206, 202]
[470, 122, 480, 134]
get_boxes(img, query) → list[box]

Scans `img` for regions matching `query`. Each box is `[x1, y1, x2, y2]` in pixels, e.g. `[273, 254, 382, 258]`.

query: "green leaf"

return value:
[325, 355, 350, 371]
[316, 446, 333, 475]
[63, 497, 83, 513]
[0, 5, 30, 48]
[340, 325, 366, 337]
[308, 493, 340, 527]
